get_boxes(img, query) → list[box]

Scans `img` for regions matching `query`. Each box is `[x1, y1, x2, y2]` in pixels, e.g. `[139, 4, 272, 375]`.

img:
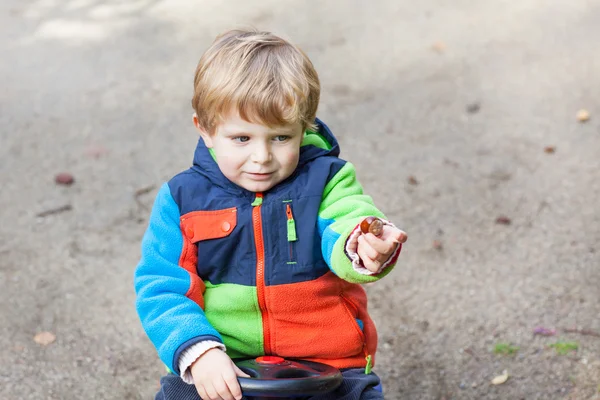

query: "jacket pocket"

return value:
[180, 208, 238, 282]
[340, 293, 367, 343]
[180, 207, 237, 243]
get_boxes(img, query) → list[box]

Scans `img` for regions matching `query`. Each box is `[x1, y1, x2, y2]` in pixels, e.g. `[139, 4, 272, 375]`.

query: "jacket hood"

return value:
[190, 118, 340, 194]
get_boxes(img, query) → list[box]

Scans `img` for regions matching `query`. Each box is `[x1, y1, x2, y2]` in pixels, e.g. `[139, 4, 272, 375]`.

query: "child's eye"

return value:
[273, 135, 290, 142]
[232, 136, 250, 143]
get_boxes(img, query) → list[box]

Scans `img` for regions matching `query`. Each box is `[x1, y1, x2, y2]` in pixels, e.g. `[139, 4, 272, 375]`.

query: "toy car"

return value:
[236, 356, 382, 399]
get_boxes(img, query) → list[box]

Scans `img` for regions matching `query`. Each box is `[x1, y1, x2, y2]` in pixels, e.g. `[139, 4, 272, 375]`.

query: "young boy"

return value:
[134, 29, 407, 400]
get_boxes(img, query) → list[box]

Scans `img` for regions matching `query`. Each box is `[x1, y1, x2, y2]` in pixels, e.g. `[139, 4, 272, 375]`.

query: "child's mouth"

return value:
[246, 172, 273, 181]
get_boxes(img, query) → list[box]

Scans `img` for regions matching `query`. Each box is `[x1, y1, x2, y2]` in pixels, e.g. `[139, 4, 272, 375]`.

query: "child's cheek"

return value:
[288, 148, 300, 164]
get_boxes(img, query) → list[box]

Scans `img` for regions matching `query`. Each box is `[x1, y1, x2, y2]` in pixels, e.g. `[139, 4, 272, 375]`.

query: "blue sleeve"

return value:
[134, 183, 222, 374]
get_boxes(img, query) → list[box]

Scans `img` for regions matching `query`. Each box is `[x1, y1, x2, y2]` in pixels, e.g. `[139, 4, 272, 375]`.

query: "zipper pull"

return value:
[286, 204, 297, 242]
[365, 354, 373, 375]
[252, 193, 263, 206]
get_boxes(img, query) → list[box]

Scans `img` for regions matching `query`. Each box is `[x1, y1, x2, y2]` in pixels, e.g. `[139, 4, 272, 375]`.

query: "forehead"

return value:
[218, 109, 300, 134]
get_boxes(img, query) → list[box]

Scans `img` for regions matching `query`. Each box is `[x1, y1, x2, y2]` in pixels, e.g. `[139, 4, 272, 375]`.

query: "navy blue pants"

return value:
[155, 368, 384, 400]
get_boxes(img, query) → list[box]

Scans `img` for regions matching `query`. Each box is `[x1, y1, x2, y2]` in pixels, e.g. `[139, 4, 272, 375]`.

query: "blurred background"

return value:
[1, 1, 599, 399]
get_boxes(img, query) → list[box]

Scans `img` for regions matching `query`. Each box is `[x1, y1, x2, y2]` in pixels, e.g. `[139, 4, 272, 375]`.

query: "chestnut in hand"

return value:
[360, 216, 384, 237]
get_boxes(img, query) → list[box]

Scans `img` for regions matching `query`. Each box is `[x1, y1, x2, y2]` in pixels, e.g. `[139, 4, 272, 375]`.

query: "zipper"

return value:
[285, 203, 298, 263]
[341, 293, 372, 373]
[252, 193, 272, 354]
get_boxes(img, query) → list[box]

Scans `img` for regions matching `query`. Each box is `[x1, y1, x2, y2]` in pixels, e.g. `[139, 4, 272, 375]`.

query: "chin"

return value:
[242, 181, 276, 193]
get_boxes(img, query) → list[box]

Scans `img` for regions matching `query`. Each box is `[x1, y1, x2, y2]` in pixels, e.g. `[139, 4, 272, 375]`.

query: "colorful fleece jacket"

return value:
[134, 119, 402, 375]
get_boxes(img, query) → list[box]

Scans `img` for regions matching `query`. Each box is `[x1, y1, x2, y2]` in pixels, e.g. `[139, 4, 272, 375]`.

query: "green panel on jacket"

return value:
[203, 282, 264, 358]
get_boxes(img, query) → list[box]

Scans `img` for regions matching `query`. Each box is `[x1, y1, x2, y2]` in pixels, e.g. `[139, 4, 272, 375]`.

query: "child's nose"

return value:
[251, 145, 272, 164]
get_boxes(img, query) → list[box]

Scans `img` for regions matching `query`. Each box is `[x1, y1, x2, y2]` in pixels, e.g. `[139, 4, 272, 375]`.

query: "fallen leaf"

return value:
[576, 109, 590, 122]
[544, 146, 556, 154]
[533, 326, 556, 336]
[36, 204, 72, 218]
[55, 172, 74, 186]
[431, 41, 446, 53]
[563, 328, 600, 337]
[134, 185, 156, 198]
[33, 331, 56, 346]
[408, 176, 419, 185]
[491, 370, 509, 385]
[495, 216, 511, 225]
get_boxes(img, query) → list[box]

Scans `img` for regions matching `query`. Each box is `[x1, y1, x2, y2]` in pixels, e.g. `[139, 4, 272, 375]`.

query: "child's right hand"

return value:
[190, 348, 249, 400]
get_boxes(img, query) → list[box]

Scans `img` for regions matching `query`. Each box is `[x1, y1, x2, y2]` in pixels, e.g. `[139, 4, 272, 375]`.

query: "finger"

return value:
[362, 257, 381, 273]
[362, 233, 392, 255]
[195, 384, 208, 400]
[399, 231, 408, 243]
[390, 229, 408, 244]
[357, 245, 381, 272]
[224, 369, 244, 400]
[204, 384, 219, 400]
[214, 379, 235, 400]
[233, 364, 250, 378]
[381, 227, 407, 244]
[359, 235, 387, 261]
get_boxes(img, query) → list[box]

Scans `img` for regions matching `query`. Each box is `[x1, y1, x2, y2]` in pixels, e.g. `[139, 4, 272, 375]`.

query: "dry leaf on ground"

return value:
[431, 41, 446, 53]
[33, 331, 56, 346]
[544, 146, 556, 154]
[495, 216, 511, 225]
[491, 370, 509, 385]
[576, 109, 590, 122]
[466, 102, 481, 114]
[55, 172, 74, 185]
[533, 326, 556, 336]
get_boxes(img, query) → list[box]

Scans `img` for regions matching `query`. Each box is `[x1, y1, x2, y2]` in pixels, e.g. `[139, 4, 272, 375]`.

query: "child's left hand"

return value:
[357, 225, 407, 273]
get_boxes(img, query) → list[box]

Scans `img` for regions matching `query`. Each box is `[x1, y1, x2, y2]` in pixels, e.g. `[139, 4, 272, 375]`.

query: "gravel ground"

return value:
[1, 1, 599, 399]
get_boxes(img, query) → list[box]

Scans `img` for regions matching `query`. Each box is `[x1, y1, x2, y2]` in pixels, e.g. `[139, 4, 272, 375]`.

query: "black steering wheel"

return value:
[235, 356, 343, 398]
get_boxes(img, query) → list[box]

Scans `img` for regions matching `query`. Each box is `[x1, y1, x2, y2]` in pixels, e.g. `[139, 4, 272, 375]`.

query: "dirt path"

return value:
[1, 1, 599, 399]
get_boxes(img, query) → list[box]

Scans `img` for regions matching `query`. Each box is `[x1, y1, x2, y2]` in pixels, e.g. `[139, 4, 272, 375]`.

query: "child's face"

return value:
[195, 110, 304, 193]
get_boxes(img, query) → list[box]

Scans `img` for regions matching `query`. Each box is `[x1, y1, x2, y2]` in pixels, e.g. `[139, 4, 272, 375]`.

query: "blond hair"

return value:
[192, 29, 320, 134]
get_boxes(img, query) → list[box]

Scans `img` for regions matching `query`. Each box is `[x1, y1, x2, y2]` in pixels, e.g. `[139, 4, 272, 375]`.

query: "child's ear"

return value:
[193, 113, 213, 148]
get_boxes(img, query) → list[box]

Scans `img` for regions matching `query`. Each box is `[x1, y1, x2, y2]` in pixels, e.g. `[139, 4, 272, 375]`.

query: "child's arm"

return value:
[318, 161, 405, 283]
[134, 183, 224, 376]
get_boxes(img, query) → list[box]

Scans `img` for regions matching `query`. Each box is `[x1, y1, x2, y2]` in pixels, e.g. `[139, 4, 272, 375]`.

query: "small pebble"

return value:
[544, 146, 556, 154]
